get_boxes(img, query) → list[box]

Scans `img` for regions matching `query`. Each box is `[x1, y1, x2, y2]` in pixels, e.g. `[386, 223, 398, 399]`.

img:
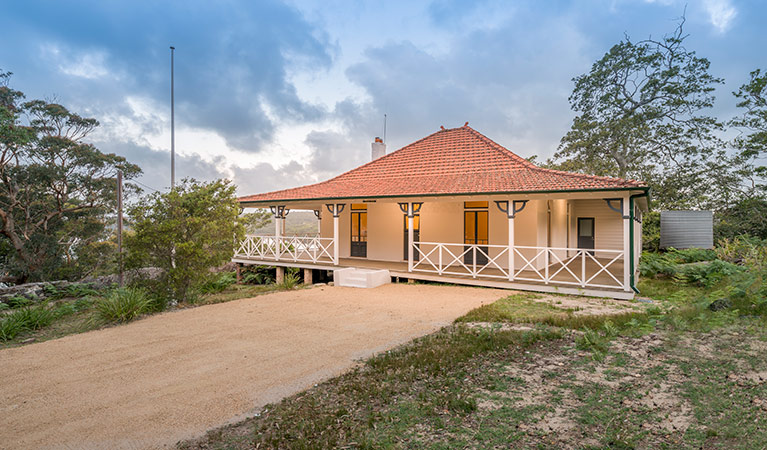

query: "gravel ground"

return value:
[0, 283, 505, 449]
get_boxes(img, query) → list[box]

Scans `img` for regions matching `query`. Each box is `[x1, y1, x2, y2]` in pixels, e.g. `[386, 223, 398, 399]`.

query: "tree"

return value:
[549, 18, 729, 209]
[126, 178, 245, 302]
[730, 69, 767, 197]
[715, 197, 767, 240]
[0, 70, 141, 282]
[242, 209, 272, 233]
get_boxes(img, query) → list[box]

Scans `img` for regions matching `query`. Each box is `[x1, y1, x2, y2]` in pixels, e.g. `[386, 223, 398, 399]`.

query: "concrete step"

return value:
[334, 267, 391, 288]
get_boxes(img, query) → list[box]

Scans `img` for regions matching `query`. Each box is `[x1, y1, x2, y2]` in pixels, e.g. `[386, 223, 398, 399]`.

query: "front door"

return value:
[464, 209, 489, 266]
[351, 204, 367, 257]
[577, 217, 595, 252]
[403, 214, 420, 261]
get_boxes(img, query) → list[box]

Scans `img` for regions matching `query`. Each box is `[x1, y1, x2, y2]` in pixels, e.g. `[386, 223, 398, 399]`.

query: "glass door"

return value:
[464, 202, 488, 265]
[351, 204, 367, 257]
[577, 217, 595, 254]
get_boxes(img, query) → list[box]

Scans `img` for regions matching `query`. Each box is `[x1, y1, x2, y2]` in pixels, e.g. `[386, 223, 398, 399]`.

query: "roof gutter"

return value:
[239, 186, 651, 207]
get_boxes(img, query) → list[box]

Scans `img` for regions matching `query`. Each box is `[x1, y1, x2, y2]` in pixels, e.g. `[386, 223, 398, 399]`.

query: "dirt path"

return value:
[0, 284, 506, 449]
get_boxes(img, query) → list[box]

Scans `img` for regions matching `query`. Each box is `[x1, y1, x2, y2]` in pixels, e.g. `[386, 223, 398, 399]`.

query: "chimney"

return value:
[371, 136, 386, 160]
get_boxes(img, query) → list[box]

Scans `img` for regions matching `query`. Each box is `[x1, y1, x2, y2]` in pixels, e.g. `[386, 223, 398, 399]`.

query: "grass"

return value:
[94, 288, 152, 323]
[456, 292, 648, 330]
[194, 283, 284, 305]
[0, 304, 57, 341]
[181, 325, 564, 449]
[181, 267, 767, 449]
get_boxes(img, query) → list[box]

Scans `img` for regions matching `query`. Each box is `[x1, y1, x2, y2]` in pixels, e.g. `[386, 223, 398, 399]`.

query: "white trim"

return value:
[234, 235, 336, 264]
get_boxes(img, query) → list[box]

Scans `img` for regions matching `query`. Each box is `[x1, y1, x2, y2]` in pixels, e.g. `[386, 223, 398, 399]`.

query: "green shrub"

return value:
[277, 271, 301, 290]
[0, 314, 26, 341]
[199, 272, 237, 294]
[73, 297, 94, 312]
[0, 304, 56, 341]
[642, 211, 660, 251]
[7, 296, 32, 308]
[576, 328, 609, 361]
[639, 252, 678, 278]
[675, 260, 744, 287]
[242, 265, 276, 285]
[716, 235, 767, 268]
[15, 305, 56, 330]
[665, 247, 717, 264]
[95, 288, 151, 323]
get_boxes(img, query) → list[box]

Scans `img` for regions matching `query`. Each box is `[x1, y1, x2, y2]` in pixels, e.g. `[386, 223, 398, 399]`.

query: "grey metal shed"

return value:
[660, 210, 714, 249]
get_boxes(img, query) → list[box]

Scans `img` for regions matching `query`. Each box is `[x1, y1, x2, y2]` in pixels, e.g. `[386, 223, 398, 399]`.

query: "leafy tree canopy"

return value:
[0, 70, 141, 283]
[549, 18, 730, 210]
[126, 178, 246, 303]
[730, 69, 767, 196]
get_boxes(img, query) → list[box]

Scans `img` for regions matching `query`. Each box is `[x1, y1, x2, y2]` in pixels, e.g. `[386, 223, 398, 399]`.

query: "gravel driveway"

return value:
[0, 284, 506, 449]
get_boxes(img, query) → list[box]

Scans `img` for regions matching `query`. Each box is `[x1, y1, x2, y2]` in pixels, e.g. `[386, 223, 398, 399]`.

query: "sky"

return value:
[1, 0, 764, 196]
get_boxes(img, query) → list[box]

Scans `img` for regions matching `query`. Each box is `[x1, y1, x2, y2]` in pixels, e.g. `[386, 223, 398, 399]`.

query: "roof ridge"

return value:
[460, 125, 537, 168]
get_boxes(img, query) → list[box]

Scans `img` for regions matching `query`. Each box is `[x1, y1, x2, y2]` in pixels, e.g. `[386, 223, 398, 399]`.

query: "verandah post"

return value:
[333, 211, 340, 265]
[408, 203, 414, 272]
[508, 213, 514, 281]
[496, 199, 525, 282]
[313, 209, 321, 235]
[622, 194, 631, 291]
[271, 205, 283, 261]
[326, 203, 345, 265]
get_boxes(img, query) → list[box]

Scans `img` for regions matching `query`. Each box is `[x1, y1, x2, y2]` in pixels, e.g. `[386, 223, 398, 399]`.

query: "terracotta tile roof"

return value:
[239, 125, 646, 204]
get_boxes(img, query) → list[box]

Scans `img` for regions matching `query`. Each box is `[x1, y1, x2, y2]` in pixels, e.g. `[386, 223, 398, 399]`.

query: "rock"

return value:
[708, 297, 732, 312]
[0, 267, 164, 306]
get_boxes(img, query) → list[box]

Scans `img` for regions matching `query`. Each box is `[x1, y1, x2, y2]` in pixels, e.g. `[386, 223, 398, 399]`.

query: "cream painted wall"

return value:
[548, 199, 568, 261]
[420, 201, 463, 244]
[319, 206, 351, 258]
[571, 199, 624, 259]
[367, 202, 404, 261]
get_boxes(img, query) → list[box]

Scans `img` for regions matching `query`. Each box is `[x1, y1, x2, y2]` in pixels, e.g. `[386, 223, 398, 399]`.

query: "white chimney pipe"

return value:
[371, 136, 386, 160]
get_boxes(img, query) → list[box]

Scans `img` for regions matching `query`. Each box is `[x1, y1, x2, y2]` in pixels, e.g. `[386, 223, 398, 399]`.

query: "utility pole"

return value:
[170, 45, 175, 189]
[117, 170, 124, 287]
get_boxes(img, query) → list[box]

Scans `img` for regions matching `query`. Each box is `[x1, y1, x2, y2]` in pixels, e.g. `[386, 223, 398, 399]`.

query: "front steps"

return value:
[334, 268, 391, 288]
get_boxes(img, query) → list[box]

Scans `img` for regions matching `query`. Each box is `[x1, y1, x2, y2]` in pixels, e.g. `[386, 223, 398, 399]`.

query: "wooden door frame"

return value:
[463, 209, 489, 265]
[403, 214, 420, 261]
[350, 210, 367, 257]
[577, 217, 595, 252]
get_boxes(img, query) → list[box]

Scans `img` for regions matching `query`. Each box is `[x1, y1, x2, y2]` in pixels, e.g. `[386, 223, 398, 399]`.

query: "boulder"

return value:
[708, 297, 732, 312]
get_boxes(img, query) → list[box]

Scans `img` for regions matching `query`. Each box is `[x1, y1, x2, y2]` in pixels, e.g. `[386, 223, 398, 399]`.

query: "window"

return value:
[464, 201, 488, 209]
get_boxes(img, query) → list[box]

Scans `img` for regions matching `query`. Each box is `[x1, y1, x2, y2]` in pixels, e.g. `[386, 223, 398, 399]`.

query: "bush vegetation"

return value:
[0, 304, 57, 341]
[94, 288, 151, 324]
[125, 178, 246, 303]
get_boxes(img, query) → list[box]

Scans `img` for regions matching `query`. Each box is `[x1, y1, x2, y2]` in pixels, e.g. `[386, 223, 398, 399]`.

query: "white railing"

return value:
[512, 246, 624, 289]
[234, 235, 336, 264]
[411, 242, 625, 290]
[411, 242, 510, 279]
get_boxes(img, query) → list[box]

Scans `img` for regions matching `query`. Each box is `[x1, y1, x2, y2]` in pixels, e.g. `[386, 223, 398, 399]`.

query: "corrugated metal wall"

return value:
[660, 211, 713, 249]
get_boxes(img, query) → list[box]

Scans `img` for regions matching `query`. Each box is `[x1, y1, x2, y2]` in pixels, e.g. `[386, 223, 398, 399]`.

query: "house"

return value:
[235, 124, 649, 299]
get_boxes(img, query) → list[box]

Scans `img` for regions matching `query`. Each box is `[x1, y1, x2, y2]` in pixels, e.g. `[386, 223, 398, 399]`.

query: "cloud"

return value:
[2, 0, 333, 154]
[703, 0, 737, 33]
[342, 13, 589, 161]
[40, 43, 112, 80]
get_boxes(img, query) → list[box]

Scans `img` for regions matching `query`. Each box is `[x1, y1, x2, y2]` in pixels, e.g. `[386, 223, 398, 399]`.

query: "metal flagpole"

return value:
[170, 46, 175, 189]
